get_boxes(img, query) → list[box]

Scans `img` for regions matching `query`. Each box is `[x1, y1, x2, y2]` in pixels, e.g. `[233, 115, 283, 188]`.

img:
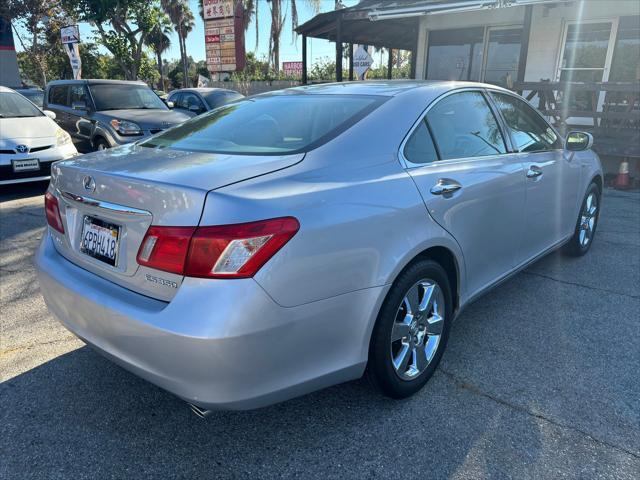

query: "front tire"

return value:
[563, 182, 600, 256]
[368, 260, 453, 399]
[94, 137, 109, 151]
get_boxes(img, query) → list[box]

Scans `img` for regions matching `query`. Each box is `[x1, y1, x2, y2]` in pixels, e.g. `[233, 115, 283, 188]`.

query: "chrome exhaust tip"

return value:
[188, 403, 213, 418]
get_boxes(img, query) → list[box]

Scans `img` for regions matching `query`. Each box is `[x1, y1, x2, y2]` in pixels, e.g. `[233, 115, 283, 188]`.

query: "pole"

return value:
[387, 48, 393, 80]
[302, 34, 308, 85]
[335, 15, 343, 82]
[348, 43, 354, 81]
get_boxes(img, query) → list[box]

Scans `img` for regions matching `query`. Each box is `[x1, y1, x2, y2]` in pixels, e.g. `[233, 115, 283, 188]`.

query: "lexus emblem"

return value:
[83, 175, 96, 192]
[15, 144, 28, 153]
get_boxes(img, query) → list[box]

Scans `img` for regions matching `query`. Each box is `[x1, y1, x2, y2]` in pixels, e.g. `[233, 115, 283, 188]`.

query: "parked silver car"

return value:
[36, 82, 602, 414]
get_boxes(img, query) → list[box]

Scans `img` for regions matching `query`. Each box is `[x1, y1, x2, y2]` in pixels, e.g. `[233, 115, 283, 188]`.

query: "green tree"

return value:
[146, 7, 173, 90]
[161, 0, 194, 87]
[2, 0, 68, 86]
[62, 0, 161, 80]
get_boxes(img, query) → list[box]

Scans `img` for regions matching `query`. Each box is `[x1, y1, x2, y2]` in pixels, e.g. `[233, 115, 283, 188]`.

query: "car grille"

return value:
[0, 145, 53, 154]
[30, 145, 53, 153]
[0, 160, 53, 181]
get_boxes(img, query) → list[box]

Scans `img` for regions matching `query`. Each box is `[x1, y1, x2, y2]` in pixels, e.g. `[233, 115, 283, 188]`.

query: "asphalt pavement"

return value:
[1, 182, 639, 479]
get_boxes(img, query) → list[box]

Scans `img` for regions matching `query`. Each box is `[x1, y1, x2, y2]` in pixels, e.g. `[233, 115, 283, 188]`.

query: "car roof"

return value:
[170, 88, 241, 94]
[46, 79, 147, 87]
[0, 86, 17, 93]
[269, 80, 512, 97]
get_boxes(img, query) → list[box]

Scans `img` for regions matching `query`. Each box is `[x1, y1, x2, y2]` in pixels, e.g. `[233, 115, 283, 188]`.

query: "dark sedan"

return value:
[167, 88, 243, 117]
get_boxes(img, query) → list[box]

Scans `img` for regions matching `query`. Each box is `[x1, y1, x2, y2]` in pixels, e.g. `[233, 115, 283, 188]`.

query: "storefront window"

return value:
[609, 16, 640, 82]
[426, 28, 484, 81]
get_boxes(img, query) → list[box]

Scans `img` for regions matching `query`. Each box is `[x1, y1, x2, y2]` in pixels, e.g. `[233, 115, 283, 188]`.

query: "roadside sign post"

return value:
[61, 25, 81, 80]
[203, 0, 245, 75]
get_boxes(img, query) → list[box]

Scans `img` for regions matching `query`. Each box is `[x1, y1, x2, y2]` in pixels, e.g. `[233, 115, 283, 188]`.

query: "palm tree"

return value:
[161, 0, 194, 87]
[146, 8, 173, 91]
[266, 0, 321, 73]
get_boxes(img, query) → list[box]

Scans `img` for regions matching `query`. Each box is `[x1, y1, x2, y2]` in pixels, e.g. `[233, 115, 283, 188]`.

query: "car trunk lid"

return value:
[50, 144, 303, 301]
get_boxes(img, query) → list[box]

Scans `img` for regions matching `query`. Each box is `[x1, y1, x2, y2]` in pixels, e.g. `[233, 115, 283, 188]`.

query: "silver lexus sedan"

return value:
[36, 82, 602, 414]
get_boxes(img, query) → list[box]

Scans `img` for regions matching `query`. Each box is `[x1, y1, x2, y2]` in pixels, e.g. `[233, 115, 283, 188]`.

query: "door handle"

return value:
[430, 179, 462, 195]
[526, 165, 543, 178]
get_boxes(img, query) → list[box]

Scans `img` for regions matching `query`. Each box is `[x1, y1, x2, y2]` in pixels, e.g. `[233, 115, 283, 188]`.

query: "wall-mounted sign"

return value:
[60, 25, 80, 44]
[283, 61, 303, 78]
[353, 46, 374, 80]
[203, 1, 245, 73]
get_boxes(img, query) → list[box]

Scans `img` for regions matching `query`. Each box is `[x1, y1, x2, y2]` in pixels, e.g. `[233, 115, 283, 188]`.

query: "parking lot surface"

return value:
[1, 182, 639, 479]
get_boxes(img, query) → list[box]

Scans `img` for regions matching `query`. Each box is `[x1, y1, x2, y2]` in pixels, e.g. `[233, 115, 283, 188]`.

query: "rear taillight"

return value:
[136, 217, 299, 278]
[44, 192, 64, 234]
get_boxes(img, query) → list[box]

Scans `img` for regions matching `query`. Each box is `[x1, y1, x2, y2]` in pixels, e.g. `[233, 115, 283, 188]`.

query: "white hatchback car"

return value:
[0, 86, 77, 185]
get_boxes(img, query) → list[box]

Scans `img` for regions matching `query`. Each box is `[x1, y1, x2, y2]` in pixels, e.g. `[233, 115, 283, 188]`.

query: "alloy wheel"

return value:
[579, 192, 598, 247]
[391, 279, 445, 381]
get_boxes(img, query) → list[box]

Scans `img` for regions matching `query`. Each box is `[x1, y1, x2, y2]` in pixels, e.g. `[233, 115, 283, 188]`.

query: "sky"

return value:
[14, 0, 363, 68]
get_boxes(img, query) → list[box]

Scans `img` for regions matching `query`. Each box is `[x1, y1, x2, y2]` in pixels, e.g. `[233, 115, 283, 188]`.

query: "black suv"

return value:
[44, 80, 191, 150]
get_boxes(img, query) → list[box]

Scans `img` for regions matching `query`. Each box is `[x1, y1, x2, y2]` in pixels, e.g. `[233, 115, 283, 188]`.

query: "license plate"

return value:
[12, 158, 40, 172]
[80, 216, 120, 266]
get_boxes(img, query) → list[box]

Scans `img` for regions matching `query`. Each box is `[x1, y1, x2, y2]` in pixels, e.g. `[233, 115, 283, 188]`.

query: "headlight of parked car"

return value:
[110, 119, 142, 136]
[56, 128, 72, 146]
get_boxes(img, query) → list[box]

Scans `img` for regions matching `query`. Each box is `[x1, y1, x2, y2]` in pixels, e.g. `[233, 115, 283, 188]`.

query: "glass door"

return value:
[482, 27, 523, 88]
[426, 27, 484, 81]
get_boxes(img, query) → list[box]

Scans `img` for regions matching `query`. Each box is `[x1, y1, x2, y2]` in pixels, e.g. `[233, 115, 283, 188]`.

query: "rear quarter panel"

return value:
[199, 88, 466, 308]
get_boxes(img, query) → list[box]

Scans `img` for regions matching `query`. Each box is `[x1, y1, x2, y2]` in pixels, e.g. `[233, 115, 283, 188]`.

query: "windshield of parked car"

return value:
[139, 94, 383, 154]
[89, 84, 168, 111]
[18, 90, 44, 108]
[0, 92, 44, 118]
[203, 91, 243, 109]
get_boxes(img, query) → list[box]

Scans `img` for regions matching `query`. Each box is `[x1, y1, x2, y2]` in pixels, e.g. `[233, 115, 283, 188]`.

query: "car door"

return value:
[489, 91, 581, 262]
[67, 84, 92, 142]
[46, 85, 70, 130]
[182, 92, 207, 115]
[404, 90, 526, 298]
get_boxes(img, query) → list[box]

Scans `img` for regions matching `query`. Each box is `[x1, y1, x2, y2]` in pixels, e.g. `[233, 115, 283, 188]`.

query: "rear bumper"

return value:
[36, 234, 382, 410]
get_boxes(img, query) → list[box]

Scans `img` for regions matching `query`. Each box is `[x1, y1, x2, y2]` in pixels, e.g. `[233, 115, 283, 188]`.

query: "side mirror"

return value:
[72, 100, 87, 111]
[565, 131, 593, 151]
[43, 110, 56, 120]
[166, 101, 174, 109]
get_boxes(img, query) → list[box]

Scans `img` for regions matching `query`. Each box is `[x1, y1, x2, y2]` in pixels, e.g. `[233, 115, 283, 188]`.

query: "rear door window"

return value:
[426, 91, 507, 160]
[70, 85, 88, 105]
[490, 92, 561, 152]
[49, 85, 69, 106]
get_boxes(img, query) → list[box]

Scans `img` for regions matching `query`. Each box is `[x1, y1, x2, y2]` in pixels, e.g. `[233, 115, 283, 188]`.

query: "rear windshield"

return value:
[89, 84, 168, 111]
[203, 91, 243, 109]
[0, 92, 43, 118]
[140, 94, 384, 154]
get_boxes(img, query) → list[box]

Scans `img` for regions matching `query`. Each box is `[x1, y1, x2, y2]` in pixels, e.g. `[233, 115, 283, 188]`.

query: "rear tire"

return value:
[368, 259, 453, 399]
[563, 182, 600, 257]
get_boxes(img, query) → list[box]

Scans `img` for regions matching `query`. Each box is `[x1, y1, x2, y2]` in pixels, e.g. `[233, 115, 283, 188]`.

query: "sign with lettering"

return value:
[203, 1, 245, 73]
[353, 46, 374, 80]
[61, 25, 80, 44]
[282, 61, 303, 78]
[203, 0, 234, 20]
